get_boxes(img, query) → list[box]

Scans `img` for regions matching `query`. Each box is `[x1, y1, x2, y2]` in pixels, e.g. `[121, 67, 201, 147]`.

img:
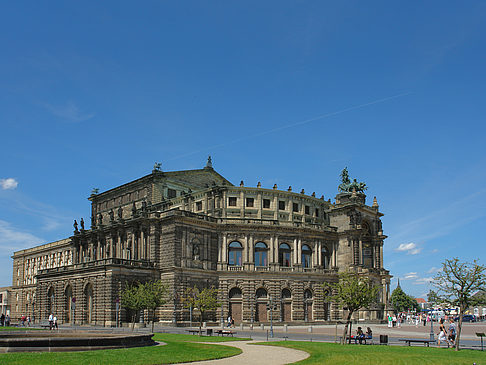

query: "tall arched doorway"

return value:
[281, 289, 292, 322]
[228, 287, 242, 324]
[65, 285, 73, 323]
[84, 283, 94, 324]
[255, 288, 268, 322]
[47, 287, 54, 316]
[304, 289, 313, 322]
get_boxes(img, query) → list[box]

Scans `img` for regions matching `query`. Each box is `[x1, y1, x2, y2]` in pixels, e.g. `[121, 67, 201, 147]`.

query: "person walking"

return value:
[48, 313, 54, 330]
[437, 318, 449, 348]
[448, 318, 456, 346]
[227, 315, 232, 328]
[53, 315, 58, 330]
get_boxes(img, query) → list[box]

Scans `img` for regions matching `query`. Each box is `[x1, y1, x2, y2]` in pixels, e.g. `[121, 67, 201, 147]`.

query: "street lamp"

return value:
[429, 312, 435, 341]
[267, 296, 276, 338]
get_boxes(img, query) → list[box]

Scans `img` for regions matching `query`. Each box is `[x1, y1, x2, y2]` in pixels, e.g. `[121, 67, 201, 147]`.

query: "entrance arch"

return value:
[281, 288, 292, 322]
[255, 288, 268, 322]
[84, 283, 94, 324]
[65, 285, 73, 323]
[228, 287, 242, 324]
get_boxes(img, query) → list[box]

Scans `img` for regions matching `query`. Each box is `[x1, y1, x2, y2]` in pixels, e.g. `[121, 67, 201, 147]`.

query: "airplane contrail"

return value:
[167, 91, 412, 161]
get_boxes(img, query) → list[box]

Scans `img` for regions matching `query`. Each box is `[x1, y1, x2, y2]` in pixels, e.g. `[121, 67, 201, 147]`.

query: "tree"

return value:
[182, 286, 220, 334]
[140, 280, 168, 333]
[326, 272, 379, 344]
[391, 286, 419, 313]
[432, 258, 486, 351]
[121, 282, 145, 331]
[427, 289, 441, 308]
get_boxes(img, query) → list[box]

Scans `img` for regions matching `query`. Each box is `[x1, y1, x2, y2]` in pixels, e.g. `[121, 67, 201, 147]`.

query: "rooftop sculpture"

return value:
[338, 167, 367, 193]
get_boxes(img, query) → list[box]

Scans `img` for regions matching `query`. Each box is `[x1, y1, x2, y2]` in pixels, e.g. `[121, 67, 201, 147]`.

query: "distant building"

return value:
[11, 160, 391, 326]
[415, 297, 427, 310]
[0, 286, 12, 316]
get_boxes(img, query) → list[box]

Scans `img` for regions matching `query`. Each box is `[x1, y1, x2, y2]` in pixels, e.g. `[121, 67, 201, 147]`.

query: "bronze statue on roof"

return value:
[338, 167, 367, 193]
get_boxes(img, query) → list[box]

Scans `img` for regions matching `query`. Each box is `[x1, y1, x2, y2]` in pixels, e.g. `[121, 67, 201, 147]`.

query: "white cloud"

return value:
[0, 178, 18, 190]
[414, 277, 434, 285]
[0, 220, 44, 252]
[42, 101, 94, 122]
[403, 272, 418, 280]
[395, 242, 422, 255]
[427, 266, 441, 274]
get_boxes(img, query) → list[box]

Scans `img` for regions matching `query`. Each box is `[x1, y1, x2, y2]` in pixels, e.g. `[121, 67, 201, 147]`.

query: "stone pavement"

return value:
[180, 340, 309, 365]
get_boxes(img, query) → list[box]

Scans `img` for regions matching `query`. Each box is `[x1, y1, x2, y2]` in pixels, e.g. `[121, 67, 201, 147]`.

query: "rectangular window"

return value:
[305, 205, 310, 215]
[293, 203, 299, 212]
[278, 201, 286, 210]
[315, 208, 319, 217]
[246, 197, 254, 207]
[196, 201, 202, 211]
[167, 188, 177, 198]
[263, 199, 271, 209]
[228, 197, 237, 206]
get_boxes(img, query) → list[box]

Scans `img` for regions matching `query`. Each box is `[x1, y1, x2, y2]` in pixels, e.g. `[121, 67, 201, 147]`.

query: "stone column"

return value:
[117, 232, 122, 259]
[293, 238, 298, 265]
[269, 236, 274, 264]
[317, 241, 322, 266]
[249, 235, 254, 269]
[358, 239, 363, 265]
[222, 234, 227, 264]
[297, 238, 302, 265]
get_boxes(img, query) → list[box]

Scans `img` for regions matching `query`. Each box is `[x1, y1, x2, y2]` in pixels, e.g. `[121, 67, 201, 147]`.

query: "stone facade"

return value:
[10, 161, 391, 326]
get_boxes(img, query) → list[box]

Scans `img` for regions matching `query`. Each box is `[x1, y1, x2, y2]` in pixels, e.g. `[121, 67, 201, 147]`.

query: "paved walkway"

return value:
[180, 340, 309, 365]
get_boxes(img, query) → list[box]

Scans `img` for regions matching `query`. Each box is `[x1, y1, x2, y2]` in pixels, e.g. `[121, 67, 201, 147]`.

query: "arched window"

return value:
[302, 245, 312, 268]
[281, 288, 291, 299]
[321, 246, 330, 269]
[304, 289, 313, 299]
[256, 288, 267, 299]
[279, 243, 291, 267]
[254, 242, 268, 267]
[228, 241, 242, 266]
[229, 287, 242, 299]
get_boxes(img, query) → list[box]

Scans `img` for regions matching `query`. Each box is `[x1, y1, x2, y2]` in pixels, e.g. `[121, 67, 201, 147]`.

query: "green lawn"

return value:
[0, 326, 41, 331]
[260, 341, 486, 365]
[0, 333, 247, 365]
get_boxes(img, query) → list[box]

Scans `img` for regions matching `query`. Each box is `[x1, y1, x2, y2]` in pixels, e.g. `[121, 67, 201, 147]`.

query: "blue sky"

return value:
[1, 1, 485, 297]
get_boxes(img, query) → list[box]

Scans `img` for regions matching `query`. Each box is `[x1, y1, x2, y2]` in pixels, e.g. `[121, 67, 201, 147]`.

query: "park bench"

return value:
[399, 338, 436, 347]
[215, 330, 236, 337]
[187, 329, 202, 335]
[186, 329, 213, 336]
[341, 335, 373, 345]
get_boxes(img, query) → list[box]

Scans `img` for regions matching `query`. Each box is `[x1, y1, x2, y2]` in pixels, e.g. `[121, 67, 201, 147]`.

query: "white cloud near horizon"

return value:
[0, 219, 44, 252]
[1, 178, 18, 190]
[403, 272, 418, 280]
[395, 242, 422, 255]
[42, 101, 94, 122]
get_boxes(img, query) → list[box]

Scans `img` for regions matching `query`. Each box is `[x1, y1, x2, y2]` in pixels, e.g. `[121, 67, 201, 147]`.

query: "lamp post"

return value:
[220, 304, 224, 328]
[429, 312, 435, 341]
[267, 296, 274, 338]
[115, 298, 119, 328]
[304, 296, 308, 322]
[72, 297, 76, 330]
